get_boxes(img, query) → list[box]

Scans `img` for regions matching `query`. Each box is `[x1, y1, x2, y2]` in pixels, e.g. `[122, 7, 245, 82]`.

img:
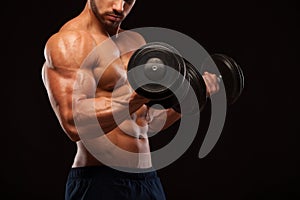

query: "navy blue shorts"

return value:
[65, 165, 166, 200]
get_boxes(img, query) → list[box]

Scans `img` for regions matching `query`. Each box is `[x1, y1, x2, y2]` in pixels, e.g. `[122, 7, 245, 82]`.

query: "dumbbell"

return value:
[210, 53, 244, 105]
[127, 42, 244, 114]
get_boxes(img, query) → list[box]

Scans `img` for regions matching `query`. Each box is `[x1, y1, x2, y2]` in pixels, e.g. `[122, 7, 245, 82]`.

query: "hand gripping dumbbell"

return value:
[127, 42, 244, 114]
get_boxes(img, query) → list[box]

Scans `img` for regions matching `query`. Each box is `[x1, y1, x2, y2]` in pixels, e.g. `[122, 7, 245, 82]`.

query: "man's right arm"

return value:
[42, 31, 148, 141]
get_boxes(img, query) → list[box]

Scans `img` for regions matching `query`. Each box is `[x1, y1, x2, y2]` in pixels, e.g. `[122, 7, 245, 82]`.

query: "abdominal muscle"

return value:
[72, 105, 152, 169]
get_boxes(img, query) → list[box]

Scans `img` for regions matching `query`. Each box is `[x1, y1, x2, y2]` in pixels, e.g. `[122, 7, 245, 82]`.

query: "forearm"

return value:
[73, 94, 148, 136]
[148, 108, 181, 134]
[161, 108, 181, 130]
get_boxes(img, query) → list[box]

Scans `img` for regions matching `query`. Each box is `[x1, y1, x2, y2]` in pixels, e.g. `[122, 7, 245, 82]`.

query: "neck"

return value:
[107, 25, 121, 37]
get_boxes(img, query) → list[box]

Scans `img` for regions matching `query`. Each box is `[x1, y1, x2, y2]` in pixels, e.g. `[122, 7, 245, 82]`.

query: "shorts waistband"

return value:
[68, 165, 157, 180]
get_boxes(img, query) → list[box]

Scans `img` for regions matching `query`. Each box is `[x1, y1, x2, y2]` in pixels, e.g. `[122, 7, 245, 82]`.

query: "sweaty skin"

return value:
[42, 0, 182, 169]
[42, 0, 219, 169]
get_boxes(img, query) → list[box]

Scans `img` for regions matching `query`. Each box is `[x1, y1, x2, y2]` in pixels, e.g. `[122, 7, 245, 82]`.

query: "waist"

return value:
[68, 165, 157, 180]
[73, 136, 152, 168]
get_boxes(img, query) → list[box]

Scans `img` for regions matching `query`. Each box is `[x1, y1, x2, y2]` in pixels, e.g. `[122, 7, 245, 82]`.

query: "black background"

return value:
[3, 0, 299, 199]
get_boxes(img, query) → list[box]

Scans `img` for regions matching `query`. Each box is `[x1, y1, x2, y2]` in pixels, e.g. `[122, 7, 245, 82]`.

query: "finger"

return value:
[203, 72, 219, 96]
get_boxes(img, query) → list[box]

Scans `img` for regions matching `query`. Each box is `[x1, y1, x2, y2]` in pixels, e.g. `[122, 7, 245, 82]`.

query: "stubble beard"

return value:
[90, 0, 120, 35]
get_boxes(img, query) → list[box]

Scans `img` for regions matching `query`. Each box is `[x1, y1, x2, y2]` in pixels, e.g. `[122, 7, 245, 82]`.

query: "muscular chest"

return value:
[89, 33, 139, 93]
[93, 53, 132, 92]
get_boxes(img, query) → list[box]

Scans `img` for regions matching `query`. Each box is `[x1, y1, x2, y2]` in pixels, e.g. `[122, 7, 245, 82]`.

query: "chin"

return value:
[105, 22, 120, 31]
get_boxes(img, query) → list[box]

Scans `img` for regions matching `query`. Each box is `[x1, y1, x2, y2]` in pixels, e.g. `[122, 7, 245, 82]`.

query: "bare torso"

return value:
[42, 9, 157, 169]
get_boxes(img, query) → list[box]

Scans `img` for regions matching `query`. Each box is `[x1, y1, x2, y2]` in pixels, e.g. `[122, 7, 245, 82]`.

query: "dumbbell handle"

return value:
[217, 75, 222, 83]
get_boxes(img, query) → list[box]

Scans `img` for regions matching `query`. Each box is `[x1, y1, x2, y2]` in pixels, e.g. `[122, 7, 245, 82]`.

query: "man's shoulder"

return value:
[119, 29, 145, 40]
[45, 29, 97, 58]
[46, 29, 96, 50]
[118, 29, 146, 47]
[44, 30, 97, 69]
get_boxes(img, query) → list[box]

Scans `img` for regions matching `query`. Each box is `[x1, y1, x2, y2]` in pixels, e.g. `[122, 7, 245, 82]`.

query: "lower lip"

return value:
[107, 15, 121, 22]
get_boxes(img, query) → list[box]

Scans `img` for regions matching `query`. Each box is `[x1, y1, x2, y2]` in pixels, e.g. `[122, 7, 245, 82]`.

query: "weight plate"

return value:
[127, 42, 186, 100]
[211, 54, 244, 105]
[184, 59, 207, 113]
